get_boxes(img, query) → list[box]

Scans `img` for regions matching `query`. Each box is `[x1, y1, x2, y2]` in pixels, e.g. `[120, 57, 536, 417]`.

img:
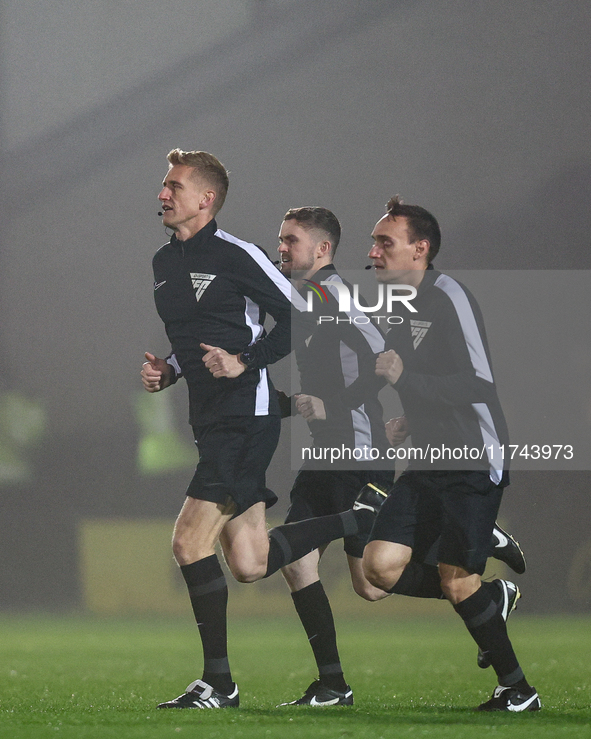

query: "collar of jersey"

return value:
[170, 218, 218, 251]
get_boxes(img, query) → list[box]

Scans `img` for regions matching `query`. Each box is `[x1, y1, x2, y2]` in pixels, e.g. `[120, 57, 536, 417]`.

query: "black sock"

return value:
[488, 533, 496, 558]
[351, 507, 377, 541]
[264, 512, 358, 578]
[454, 582, 531, 691]
[291, 581, 347, 691]
[388, 561, 445, 599]
[180, 554, 233, 694]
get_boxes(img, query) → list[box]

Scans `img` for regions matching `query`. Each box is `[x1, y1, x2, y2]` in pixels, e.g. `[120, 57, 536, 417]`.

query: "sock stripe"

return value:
[318, 662, 343, 675]
[204, 657, 231, 674]
[187, 576, 227, 598]
[268, 528, 292, 563]
[464, 600, 497, 629]
[499, 666, 525, 686]
[455, 585, 524, 688]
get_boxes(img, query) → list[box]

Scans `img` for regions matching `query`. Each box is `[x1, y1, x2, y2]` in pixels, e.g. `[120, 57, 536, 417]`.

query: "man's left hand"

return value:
[200, 343, 246, 378]
[385, 416, 409, 446]
[375, 349, 404, 385]
[295, 394, 326, 421]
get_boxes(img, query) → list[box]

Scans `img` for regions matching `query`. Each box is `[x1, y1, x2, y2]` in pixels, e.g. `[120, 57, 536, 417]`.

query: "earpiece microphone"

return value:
[365, 264, 373, 270]
[157, 211, 163, 216]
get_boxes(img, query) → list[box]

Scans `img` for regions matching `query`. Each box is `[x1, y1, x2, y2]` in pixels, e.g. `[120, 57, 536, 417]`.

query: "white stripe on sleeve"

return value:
[215, 229, 309, 312]
[434, 274, 493, 383]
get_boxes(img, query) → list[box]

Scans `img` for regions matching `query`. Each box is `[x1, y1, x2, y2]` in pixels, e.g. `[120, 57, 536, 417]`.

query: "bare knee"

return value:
[229, 565, 266, 583]
[352, 577, 390, 601]
[347, 554, 391, 600]
[224, 552, 267, 583]
[362, 560, 404, 592]
[439, 565, 480, 605]
[362, 541, 412, 593]
[171, 498, 233, 566]
[172, 530, 212, 566]
[440, 579, 465, 604]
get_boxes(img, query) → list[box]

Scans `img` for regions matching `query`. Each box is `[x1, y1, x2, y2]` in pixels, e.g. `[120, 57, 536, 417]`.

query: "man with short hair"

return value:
[276, 207, 393, 707]
[141, 151, 384, 709]
[362, 196, 540, 712]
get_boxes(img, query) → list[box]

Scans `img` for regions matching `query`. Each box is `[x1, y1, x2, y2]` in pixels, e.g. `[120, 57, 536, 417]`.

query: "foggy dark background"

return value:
[0, 0, 590, 614]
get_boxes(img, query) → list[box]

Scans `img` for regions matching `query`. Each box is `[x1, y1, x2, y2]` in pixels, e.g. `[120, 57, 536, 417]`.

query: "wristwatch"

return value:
[239, 347, 257, 370]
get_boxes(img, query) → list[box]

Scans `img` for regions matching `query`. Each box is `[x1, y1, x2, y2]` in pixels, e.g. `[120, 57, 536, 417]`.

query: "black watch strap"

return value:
[239, 348, 257, 370]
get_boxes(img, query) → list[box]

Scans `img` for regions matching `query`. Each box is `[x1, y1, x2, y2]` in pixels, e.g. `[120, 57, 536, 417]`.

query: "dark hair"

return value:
[385, 195, 441, 263]
[283, 206, 341, 257]
[167, 149, 229, 214]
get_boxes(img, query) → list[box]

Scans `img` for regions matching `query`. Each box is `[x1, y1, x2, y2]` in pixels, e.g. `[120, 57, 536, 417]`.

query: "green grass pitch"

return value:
[0, 613, 589, 739]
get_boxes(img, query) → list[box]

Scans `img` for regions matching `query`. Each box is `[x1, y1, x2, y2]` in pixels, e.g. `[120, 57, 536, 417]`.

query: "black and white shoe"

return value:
[477, 579, 521, 669]
[277, 680, 354, 707]
[353, 483, 389, 515]
[491, 523, 526, 575]
[157, 679, 239, 709]
[477, 685, 541, 712]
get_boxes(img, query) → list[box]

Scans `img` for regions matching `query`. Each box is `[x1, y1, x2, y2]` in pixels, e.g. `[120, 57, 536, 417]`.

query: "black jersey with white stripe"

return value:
[386, 267, 510, 485]
[153, 219, 310, 423]
[295, 265, 389, 463]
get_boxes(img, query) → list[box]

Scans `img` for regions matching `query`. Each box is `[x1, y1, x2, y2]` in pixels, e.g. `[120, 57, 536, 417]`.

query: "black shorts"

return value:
[186, 415, 281, 516]
[368, 470, 503, 575]
[285, 469, 394, 558]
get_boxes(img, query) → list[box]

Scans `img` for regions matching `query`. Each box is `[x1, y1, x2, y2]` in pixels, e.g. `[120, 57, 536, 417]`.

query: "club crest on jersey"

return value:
[410, 319, 432, 349]
[190, 273, 216, 302]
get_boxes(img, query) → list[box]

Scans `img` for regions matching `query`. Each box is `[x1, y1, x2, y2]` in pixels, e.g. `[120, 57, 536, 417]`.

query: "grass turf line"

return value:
[0, 614, 589, 739]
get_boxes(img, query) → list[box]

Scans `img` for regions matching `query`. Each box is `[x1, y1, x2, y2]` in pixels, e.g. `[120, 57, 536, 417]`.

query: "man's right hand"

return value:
[141, 351, 173, 392]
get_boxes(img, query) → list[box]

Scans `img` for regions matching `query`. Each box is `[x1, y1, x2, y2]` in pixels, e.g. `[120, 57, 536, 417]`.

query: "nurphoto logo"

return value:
[304, 280, 417, 313]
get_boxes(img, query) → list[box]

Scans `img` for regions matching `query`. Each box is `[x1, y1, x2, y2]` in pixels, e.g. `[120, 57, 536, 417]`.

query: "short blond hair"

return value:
[167, 149, 229, 214]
